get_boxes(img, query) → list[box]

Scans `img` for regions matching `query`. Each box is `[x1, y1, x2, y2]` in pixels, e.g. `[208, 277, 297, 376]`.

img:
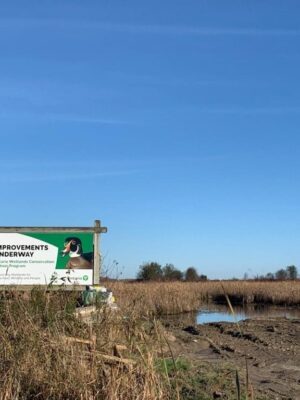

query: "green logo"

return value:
[82, 275, 88, 281]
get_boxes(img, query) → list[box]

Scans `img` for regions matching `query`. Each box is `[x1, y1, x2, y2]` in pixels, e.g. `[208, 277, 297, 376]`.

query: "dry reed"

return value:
[0, 280, 298, 399]
[0, 289, 172, 400]
[109, 280, 300, 315]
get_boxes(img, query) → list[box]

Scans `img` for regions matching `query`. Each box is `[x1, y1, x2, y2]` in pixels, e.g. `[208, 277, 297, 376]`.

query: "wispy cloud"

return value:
[197, 106, 300, 114]
[0, 79, 128, 125]
[0, 111, 129, 125]
[116, 73, 247, 88]
[93, 24, 300, 37]
[0, 18, 299, 37]
[47, 113, 129, 125]
[0, 78, 120, 103]
[0, 170, 138, 183]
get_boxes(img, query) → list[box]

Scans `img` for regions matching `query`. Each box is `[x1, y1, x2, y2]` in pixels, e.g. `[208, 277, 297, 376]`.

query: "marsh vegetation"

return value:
[0, 281, 299, 399]
[110, 280, 300, 315]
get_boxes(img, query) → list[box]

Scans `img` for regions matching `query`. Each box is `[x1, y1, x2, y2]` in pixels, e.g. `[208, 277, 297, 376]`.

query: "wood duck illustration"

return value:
[61, 237, 93, 270]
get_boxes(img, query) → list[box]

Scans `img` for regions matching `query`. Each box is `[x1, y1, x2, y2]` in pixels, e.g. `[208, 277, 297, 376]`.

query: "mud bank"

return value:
[164, 317, 300, 399]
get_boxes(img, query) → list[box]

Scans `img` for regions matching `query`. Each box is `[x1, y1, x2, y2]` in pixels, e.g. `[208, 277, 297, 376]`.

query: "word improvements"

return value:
[0, 244, 49, 258]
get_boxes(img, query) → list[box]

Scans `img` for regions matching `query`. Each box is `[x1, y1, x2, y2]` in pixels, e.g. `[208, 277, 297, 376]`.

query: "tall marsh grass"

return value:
[0, 280, 298, 399]
[110, 280, 300, 315]
[0, 289, 171, 400]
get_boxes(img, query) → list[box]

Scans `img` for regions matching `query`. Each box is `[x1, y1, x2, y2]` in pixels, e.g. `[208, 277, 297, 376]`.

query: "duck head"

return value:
[62, 237, 83, 258]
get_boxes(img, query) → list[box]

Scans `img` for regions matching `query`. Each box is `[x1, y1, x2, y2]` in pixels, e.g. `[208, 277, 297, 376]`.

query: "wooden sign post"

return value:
[93, 220, 108, 285]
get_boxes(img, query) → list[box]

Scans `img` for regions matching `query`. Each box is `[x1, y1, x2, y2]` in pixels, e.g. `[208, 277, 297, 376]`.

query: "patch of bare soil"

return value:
[165, 317, 300, 400]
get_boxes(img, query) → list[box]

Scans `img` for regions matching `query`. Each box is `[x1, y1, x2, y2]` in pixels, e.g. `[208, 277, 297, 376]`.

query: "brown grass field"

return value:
[0, 281, 299, 399]
[109, 280, 300, 315]
[0, 290, 170, 400]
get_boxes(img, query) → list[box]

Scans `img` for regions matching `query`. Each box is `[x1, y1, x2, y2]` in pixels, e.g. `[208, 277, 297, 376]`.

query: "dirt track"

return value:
[165, 317, 300, 399]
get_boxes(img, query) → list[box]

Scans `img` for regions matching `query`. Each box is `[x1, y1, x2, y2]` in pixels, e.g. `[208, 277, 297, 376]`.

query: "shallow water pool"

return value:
[196, 304, 300, 324]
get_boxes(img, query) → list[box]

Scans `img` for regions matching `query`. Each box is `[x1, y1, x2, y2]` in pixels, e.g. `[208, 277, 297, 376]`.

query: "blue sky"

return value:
[1, 1, 300, 279]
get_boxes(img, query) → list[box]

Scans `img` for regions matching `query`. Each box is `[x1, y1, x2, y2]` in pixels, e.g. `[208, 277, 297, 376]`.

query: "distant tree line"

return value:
[137, 262, 207, 282]
[253, 265, 298, 281]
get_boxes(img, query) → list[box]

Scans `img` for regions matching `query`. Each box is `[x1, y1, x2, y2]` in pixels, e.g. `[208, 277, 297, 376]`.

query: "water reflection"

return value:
[162, 304, 300, 326]
[197, 304, 300, 324]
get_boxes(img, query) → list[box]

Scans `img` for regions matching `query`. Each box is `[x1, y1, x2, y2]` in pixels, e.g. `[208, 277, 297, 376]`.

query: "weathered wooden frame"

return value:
[0, 220, 107, 290]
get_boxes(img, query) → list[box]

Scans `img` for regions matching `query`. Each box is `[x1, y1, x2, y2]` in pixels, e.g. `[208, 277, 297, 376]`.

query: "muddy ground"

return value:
[163, 317, 300, 399]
